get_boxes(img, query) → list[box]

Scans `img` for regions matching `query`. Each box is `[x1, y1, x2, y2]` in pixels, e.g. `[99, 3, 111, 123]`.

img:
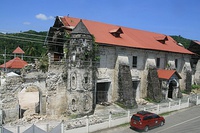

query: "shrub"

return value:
[192, 84, 200, 90]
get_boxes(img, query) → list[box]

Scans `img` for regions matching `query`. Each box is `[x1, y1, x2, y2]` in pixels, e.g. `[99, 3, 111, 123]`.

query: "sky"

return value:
[0, 0, 200, 40]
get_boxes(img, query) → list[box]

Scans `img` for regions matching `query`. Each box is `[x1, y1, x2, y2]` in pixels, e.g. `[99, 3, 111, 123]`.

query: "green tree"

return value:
[170, 35, 191, 48]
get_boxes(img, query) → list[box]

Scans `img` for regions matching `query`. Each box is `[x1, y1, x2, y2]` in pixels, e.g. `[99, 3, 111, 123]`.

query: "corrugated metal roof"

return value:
[157, 69, 181, 80]
[60, 16, 193, 55]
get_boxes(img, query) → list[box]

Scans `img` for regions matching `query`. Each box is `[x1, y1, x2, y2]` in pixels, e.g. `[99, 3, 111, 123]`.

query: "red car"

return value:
[130, 111, 165, 132]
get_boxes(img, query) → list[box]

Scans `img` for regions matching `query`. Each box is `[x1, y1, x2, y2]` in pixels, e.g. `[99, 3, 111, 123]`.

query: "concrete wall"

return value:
[46, 63, 68, 116]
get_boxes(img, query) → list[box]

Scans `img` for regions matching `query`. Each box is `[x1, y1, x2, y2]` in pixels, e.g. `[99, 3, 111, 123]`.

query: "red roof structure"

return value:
[157, 69, 181, 80]
[0, 57, 28, 69]
[194, 40, 200, 45]
[60, 16, 193, 55]
[13, 46, 25, 54]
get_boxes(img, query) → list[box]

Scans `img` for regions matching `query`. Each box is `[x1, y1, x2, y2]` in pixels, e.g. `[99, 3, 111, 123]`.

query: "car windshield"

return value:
[131, 115, 141, 121]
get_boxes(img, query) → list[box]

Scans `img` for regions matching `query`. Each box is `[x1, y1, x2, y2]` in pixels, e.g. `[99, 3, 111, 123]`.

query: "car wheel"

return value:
[160, 121, 164, 126]
[144, 126, 149, 132]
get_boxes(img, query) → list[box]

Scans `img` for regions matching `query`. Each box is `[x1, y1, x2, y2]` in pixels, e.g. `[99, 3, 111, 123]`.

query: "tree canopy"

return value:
[0, 30, 48, 64]
[170, 35, 191, 48]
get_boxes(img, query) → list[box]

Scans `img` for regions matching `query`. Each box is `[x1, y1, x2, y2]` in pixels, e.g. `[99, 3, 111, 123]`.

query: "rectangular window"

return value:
[175, 59, 178, 68]
[156, 58, 160, 68]
[132, 56, 137, 68]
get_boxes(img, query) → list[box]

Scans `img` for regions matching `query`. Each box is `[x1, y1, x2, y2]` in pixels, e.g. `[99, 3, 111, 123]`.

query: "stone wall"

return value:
[147, 67, 163, 102]
[118, 64, 137, 108]
[46, 63, 68, 116]
[97, 45, 192, 100]
[194, 60, 200, 85]
[0, 76, 22, 123]
[66, 67, 94, 116]
[0, 71, 47, 123]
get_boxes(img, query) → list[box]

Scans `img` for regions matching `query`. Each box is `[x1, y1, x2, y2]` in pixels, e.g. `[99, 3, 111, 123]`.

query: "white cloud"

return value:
[48, 16, 54, 20]
[35, 13, 54, 20]
[23, 22, 31, 25]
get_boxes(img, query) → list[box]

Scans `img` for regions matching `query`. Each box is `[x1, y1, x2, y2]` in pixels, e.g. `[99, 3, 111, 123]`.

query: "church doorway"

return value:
[18, 86, 40, 118]
[168, 80, 177, 98]
[96, 82, 110, 104]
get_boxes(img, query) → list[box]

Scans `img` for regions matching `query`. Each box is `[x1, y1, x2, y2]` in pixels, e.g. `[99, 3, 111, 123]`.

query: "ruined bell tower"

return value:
[67, 20, 95, 115]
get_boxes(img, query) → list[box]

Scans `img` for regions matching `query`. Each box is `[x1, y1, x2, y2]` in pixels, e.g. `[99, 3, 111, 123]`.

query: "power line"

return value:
[0, 29, 68, 42]
[0, 33, 68, 47]
[0, 33, 96, 47]
[0, 34, 45, 44]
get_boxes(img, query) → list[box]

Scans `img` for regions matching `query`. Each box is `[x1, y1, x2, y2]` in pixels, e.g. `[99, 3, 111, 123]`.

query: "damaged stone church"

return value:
[45, 16, 193, 115]
[0, 16, 194, 123]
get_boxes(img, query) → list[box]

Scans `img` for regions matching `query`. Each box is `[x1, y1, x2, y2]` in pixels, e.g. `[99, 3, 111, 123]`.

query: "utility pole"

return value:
[0, 48, 5, 133]
[3, 47, 6, 72]
[0, 101, 2, 133]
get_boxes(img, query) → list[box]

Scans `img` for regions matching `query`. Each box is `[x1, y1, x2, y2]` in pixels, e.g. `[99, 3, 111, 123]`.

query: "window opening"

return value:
[156, 58, 160, 68]
[175, 59, 178, 69]
[84, 77, 88, 84]
[132, 56, 137, 68]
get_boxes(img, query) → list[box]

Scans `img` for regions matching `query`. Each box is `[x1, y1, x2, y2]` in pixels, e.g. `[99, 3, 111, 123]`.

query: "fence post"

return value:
[127, 110, 130, 122]
[157, 104, 160, 114]
[17, 126, 20, 133]
[86, 116, 89, 133]
[0, 126, 3, 133]
[109, 112, 112, 128]
[196, 96, 199, 105]
[61, 120, 64, 133]
[0, 109, 2, 133]
[168, 102, 171, 111]
[179, 99, 181, 109]
[0, 126, 2, 133]
[46, 124, 49, 132]
[187, 98, 190, 107]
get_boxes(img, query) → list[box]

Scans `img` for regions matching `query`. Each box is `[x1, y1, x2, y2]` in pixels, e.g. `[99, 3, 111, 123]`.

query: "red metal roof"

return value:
[60, 16, 193, 55]
[194, 40, 200, 45]
[157, 69, 181, 80]
[0, 57, 28, 69]
[13, 46, 25, 54]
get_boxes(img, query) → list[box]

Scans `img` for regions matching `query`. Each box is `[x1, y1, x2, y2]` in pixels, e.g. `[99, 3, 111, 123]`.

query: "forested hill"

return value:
[170, 35, 192, 48]
[0, 30, 47, 64]
[0, 30, 193, 64]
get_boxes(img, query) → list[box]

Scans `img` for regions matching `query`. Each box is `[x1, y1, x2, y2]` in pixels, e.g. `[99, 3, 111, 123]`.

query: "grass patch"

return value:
[69, 114, 79, 119]
[192, 84, 200, 90]
[143, 97, 161, 103]
[114, 102, 130, 109]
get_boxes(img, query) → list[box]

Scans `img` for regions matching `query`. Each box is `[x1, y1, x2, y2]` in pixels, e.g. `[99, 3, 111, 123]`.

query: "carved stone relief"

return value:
[70, 72, 77, 90]
[83, 94, 92, 111]
[82, 72, 91, 90]
[71, 98, 77, 112]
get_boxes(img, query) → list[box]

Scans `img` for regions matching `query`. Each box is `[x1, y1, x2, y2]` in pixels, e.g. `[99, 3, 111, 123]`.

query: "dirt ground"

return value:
[191, 89, 200, 94]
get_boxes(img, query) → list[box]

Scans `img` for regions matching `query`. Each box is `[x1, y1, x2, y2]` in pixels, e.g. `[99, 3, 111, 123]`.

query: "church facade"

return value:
[45, 16, 193, 115]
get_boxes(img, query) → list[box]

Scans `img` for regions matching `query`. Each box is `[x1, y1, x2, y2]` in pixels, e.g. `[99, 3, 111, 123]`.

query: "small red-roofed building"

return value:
[0, 47, 27, 74]
[13, 46, 25, 59]
[157, 69, 182, 99]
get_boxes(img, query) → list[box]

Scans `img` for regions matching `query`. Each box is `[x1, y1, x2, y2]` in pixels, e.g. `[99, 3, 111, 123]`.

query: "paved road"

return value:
[93, 105, 200, 133]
